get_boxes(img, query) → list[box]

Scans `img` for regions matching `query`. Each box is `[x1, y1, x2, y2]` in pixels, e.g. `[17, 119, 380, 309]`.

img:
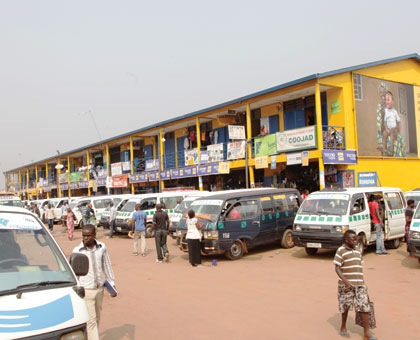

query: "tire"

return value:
[356, 234, 366, 255]
[387, 238, 401, 249]
[305, 247, 318, 256]
[146, 224, 154, 238]
[225, 240, 244, 260]
[281, 229, 294, 249]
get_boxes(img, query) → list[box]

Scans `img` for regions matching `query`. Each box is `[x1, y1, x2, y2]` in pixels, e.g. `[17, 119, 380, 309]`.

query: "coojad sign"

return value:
[276, 126, 317, 153]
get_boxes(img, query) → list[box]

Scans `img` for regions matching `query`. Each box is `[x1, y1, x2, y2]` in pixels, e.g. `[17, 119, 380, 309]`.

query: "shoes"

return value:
[338, 330, 350, 338]
[132, 252, 138, 256]
[164, 253, 170, 262]
[378, 252, 390, 256]
[156, 259, 163, 263]
[106, 236, 112, 239]
[141, 253, 146, 257]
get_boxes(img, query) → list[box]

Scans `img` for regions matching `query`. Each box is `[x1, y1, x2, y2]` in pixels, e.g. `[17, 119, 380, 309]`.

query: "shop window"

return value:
[385, 193, 403, 210]
[274, 195, 288, 212]
[353, 74, 363, 101]
[260, 197, 274, 213]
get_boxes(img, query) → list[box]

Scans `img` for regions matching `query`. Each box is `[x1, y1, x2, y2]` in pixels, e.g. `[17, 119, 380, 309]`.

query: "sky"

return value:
[1, 0, 419, 189]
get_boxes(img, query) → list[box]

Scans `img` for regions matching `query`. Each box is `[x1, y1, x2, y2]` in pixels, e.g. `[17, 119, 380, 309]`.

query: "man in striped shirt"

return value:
[334, 230, 376, 340]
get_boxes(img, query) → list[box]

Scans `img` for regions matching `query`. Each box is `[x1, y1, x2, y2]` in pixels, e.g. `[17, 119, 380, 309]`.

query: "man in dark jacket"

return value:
[152, 204, 170, 263]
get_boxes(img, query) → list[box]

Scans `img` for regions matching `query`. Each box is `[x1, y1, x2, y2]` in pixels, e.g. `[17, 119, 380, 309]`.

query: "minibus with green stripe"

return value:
[292, 187, 406, 255]
[408, 201, 420, 264]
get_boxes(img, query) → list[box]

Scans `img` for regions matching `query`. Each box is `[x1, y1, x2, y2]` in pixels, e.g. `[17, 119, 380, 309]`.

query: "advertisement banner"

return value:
[69, 172, 81, 183]
[207, 143, 224, 163]
[79, 181, 89, 188]
[270, 155, 276, 169]
[197, 163, 220, 176]
[69, 182, 78, 189]
[58, 173, 68, 184]
[122, 161, 131, 172]
[170, 166, 197, 179]
[276, 126, 317, 153]
[97, 168, 107, 179]
[338, 170, 355, 188]
[200, 151, 208, 164]
[111, 163, 122, 176]
[354, 75, 417, 157]
[322, 150, 357, 164]
[218, 162, 230, 174]
[106, 176, 112, 188]
[61, 183, 69, 190]
[148, 171, 160, 181]
[286, 153, 302, 165]
[129, 173, 148, 183]
[255, 156, 268, 169]
[112, 174, 129, 188]
[358, 172, 379, 187]
[160, 170, 171, 180]
[255, 134, 277, 157]
[227, 141, 246, 160]
[228, 125, 246, 140]
[185, 148, 198, 165]
[97, 178, 107, 187]
[260, 117, 269, 136]
[145, 159, 160, 171]
[302, 151, 309, 166]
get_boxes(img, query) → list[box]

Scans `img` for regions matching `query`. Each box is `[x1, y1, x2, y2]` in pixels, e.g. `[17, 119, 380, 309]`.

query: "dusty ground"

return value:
[52, 224, 420, 340]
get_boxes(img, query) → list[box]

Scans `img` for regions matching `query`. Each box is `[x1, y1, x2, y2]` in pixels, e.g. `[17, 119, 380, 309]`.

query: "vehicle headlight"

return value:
[334, 226, 349, 233]
[410, 231, 420, 239]
[60, 330, 85, 340]
[293, 224, 302, 231]
[203, 230, 219, 240]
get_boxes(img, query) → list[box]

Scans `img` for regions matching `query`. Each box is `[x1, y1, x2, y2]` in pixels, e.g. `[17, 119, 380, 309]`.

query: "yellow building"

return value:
[5, 54, 420, 198]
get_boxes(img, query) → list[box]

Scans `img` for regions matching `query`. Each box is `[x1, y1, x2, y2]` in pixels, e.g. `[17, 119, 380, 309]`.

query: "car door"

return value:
[258, 196, 277, 244]
[274, 194, 290, 238]
[384, 191, 406, 239]
[349, 194, 370, 239]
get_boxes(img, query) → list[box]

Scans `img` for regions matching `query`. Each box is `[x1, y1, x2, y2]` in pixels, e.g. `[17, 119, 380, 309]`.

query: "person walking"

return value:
[85, 203, 96, 226]
[131, 203, 147, 256]
[186, 210, 203, 267]
[107, 202, 117, 239]
[152, 203, 170, 263]
[61, 200, 69, 227]
[368, 195, 388, 255]
[72, 224, 116, 340]
[45, 203, 55, 231]
[334, 230, 376, 340]
[66, 207, 76, 240]
[31, 202, 41, 218]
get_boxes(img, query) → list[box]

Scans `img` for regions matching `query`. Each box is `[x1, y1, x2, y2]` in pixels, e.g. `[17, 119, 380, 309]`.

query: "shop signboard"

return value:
[79, 181, 89, 188]
[218, 162, 230, 174]
[170, 166, 197, 179]
[270, 156, 276, 169]
[322, 150, 357, 164]
[58, 173, 68, 184]
[357, 172, 379, 187]
[228, 125, 245, 140]
[148, 171, 160, 181]
[160, 170, 171, 180]
[227, 141, 246, 160]
[97, 168, 107, 178]
[129, 173, 148, 183]
[197, 163, 220, 176]
[276, 126, 317, 153]
[207, 143, 224, 163]
[112, 174, 129, 188]
[79, 171, 88, 181]
[69, 182, 78, 189]
[44, 186, 52, 192]
[255, 156, 268, 169]
[61, 183, 69, 190]
[106, 176, 112, 188]
[185, 148, 198, 165]
[122, 161, 131, 172]
[302, 151, 309, 166]
[286, 152, 302, 165]
[98, 178, 107, 187]
[255, 134, 277, 157]
[111, 163, 123, 176]
[69, 172, 81, 183]
[199, 151, 208, 164]
[145, 159, 160, 171]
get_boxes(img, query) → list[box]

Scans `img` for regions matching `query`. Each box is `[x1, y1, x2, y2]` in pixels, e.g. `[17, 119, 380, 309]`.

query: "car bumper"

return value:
[292, 231, 344, 249]
[180, 238, 226, 255]
[408, 239, 420, 258]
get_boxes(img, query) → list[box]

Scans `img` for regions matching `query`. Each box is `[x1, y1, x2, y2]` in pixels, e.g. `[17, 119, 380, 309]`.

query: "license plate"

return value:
[116, 227, 122, 232]
[307, 242, 322, 248]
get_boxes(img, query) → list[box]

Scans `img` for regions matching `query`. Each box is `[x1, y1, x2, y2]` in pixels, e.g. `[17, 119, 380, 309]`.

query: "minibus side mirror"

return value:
[70, 253, 89, 276]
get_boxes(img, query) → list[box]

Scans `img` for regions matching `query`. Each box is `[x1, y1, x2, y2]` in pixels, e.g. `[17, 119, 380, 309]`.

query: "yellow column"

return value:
[196, 117, 203, 191]
[159, 130, 164, 191]
[86, 150, 91, 196]
[5, 174, 8, 192]
[35, 166, 39, 199]
[26, 169, 29, 199]
[106, 144, 110, 177]
[315, 83, 325, 190]
[45, 162, 50, 198]
[130, 136, 135, 194]
[246, 103, 255, 188]
[67, 156, 71, 198]
[152, 138, 156, 159]
[12, 172, 15, 192]
[18, 170, 21, 198]
[57, 159, 61, 198]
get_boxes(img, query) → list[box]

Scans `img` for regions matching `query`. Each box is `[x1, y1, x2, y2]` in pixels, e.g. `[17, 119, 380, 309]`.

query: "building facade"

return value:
[5, 54, 420, 199]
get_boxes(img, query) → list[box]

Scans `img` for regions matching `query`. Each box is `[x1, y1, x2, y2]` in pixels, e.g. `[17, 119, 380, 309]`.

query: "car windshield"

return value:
[112, 198, 122, 206]
[93, 199, 112, 209]
[299, 193, 350, 216]
[121, 201, 136, 212]
[69, 202, 78, 209]
[0, 212, 75, 294]
[175, 200, 193, 213]
[406, 193, 420, 207]
[0, 200, 24, 208]
[189, 199, 223, 222]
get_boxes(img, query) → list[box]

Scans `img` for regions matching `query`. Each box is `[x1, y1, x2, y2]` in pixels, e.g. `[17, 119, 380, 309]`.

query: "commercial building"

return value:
[5, 54, 420, 199]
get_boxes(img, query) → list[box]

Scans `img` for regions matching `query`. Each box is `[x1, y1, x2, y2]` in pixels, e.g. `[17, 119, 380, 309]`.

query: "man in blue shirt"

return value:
[131, 203, 147, 256]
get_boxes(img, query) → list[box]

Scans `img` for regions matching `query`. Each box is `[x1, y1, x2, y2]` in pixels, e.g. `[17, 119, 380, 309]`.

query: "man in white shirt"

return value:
[72, 224, 116, 340]
[107, 202, 117, 239]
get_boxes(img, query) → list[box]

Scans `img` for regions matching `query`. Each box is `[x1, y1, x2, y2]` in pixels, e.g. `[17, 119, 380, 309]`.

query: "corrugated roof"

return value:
[6, 53, 420, 173]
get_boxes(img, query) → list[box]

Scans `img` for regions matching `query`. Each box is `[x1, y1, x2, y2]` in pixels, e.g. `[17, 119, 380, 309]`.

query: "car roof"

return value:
[316, 187, 403, 195]
[194, 188, 299, 200]
[0, 205, 37, 215]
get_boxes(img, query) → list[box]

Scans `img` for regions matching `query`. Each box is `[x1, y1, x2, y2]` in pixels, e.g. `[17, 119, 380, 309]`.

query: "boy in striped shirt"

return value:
[334, 230, 376, 340]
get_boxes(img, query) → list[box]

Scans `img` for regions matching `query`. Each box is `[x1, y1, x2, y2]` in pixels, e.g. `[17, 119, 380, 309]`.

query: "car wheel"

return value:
[356, 234, 366, 255]
[305, 247, 318, 256]
[281, 229, 294, 249]
[225, 240, 244, 260]
[146, 224, 154, 238]
[387, 237, 401, 249]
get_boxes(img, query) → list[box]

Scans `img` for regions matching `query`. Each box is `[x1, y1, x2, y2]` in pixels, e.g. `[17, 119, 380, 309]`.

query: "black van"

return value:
[178, 188, 302, 260]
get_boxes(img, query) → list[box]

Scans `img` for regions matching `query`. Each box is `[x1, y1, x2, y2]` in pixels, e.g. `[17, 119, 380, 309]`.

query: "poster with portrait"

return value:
[354, 74, 418, 157]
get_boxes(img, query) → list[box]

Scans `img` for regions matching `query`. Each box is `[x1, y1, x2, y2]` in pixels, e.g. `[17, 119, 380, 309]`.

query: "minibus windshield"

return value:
[175, 200, 193, 214]
[121, 201, 136, 212]
[190, 200, 223, 222]
[0, 212, 75, 295]
[405, 193, 420, 207]
[414, 206, 420, 219]
[299, 193, 350, 216]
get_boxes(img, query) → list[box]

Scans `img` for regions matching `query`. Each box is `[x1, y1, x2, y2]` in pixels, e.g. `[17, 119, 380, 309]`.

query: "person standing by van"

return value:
[152, 204, 170, 263]
[45, 203, 55, 231]
[186, 210, 202, 267]
[369, 195, 388, 255]
[107, 202, 117, 239]
[85, 203, 96, 225]
[334, 230, 376, 340]
[72, 224, 116, 340]
[131, 203, 147, 256]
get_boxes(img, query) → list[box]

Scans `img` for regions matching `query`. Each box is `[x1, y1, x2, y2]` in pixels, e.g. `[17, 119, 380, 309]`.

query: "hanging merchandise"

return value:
[189, 130, 195, 142]
[184, 137, 189, 150]
[201, 131, 206, 142]
[209, 131, 214, 144]
[214, 130, 219, 144]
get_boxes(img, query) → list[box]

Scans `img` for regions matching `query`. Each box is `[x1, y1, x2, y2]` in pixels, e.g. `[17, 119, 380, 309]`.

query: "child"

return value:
[382, 91, 401, 155]
[66, 207, 76, 240]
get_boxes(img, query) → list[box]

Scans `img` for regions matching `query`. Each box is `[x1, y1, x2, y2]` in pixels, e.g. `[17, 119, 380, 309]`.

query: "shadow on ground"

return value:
[327, 313, 364, 339]
[101, 324, 135, 340]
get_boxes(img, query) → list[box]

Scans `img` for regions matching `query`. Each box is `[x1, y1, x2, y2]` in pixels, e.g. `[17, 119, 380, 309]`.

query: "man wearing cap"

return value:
[131, 203, 147, 256]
